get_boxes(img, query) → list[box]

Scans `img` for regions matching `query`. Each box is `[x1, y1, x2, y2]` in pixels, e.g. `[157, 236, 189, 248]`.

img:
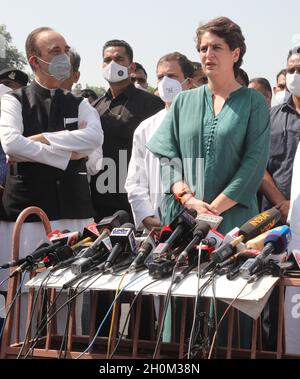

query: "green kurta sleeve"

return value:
[222, 90, 270, 206]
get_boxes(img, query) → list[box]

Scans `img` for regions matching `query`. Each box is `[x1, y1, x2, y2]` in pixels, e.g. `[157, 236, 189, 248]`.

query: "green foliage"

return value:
[0, 24, 27, 71]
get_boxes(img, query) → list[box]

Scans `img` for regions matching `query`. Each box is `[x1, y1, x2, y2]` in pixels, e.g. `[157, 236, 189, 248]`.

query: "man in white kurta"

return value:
[125, 52, 195, 231]
[0, 27, 103, 337]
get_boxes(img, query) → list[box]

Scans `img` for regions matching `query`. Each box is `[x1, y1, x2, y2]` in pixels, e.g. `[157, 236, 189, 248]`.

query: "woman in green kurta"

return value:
[147, 20, 270, 235]
[146, 17, 271, 352]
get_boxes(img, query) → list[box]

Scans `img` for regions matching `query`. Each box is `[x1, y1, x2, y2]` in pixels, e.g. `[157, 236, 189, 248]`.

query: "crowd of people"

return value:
[0, 16, 300, 355]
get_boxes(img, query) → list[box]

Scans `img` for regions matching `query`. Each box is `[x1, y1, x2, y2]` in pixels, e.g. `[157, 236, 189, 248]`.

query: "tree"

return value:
[0, 24, 27, 71]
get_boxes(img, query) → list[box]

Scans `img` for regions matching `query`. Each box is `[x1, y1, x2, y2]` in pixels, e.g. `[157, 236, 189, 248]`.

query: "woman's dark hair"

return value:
[196, 17, 246, 77]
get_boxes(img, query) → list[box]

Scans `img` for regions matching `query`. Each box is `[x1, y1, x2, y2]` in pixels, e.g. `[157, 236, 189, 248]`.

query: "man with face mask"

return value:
[130, 62, 148, 91]
[272, 68, 288, 106]
[125, 52, 194, 230]
[0, 27, 103, 326]
[259, 46, 300, 352]
[91, 40, 164, 222]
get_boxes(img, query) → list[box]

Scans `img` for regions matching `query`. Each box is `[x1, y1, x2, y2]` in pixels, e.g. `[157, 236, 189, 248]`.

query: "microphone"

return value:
[9, 241, 62, 277]
[217, 249, 261, 269]
[153, 208, 197, 261]
[159, 225, 173, 242]
[128, 229, 157, 272]
[244, 225, 291, 276]
[40, 245, 75, 268]
[102, 223, 136, 272]
[201, 207, 282, 276]
[1, 258, 27, 269]
[48, 229, 80, 246]
[177, 221, 210, 263]
[78, 210, 130, 259]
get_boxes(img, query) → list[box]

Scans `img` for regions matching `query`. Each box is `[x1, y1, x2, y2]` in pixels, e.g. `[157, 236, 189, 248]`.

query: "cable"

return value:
[207, 281, 249, 359]
[75, 271, 148, 359]
[23, 269, 103, 359]
[187, 243, 203, 359]
[152, 260, 179, 359]
[16, 267, 57, 359]
[0, 276, 10, 289]
[0, 274, 26, 341]
[106, 271, 127, 358]
[109, 279, 160, 359]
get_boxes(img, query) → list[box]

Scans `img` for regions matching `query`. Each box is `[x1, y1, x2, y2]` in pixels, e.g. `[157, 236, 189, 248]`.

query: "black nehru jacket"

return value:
[91, 84, 164, 221]
[1, 81, 94, 222]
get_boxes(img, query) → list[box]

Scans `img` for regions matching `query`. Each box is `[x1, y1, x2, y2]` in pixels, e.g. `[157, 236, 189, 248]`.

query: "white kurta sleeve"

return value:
[0, 94, 71, 170]
[86, 147, 103, 176]
[42, 98, 103, 155]
[125, 123, 155, 229]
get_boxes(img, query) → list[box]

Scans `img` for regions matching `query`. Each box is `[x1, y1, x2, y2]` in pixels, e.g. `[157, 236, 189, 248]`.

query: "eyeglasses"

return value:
[131, 76, 147, 84]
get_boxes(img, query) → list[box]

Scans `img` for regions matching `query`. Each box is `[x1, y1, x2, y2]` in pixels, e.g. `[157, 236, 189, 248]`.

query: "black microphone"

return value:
[9, 241, 62, 277]
[152, 208, 197, 261]
[174, 262, 197, 284]
[1, 258, 27, 269]
[102, 223, 136, 272]
[128, 230, 157, 272]
[177, 221, 210, 263]
[41, 245, 75, 268]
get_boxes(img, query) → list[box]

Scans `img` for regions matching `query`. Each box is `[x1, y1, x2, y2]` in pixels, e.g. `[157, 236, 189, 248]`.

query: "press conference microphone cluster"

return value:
[149, 208, 198, 279]
[201, 206, 282, 276]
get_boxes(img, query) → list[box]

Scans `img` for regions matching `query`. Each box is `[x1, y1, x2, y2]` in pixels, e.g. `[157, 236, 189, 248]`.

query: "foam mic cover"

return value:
[238, 207, 281, 241]
[159, 225, 173, 242]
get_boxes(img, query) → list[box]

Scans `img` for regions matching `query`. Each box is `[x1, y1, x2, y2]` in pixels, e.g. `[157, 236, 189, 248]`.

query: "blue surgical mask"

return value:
[37, 53, 71, 81]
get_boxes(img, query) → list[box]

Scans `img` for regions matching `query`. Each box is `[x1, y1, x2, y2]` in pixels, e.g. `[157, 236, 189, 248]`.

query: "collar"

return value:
[105, 83, 136, 101]
[281, 94, 299, 113]
[31, 79, 62, 98]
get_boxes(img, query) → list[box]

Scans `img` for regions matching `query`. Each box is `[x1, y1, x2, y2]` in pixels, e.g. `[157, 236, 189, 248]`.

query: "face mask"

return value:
[103, 60, 129, 83]
[286, 72, 300, 98]
[37, 53, 71, 81]
[158, 76, 185, 103]
[273, 90, 287, 106]
[134, 82, 147, 91]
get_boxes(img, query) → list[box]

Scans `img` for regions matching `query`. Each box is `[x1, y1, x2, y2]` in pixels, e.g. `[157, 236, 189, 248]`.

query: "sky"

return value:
[1, 0, 300, 90]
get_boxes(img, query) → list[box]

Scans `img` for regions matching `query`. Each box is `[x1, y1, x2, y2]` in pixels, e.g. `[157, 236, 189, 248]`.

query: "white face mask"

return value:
[158, 76, 186, 103]
[286, 72, 300, 98]
[103, 60, 129, 83]
[273, 90, 287, 106]
[134, 82, 147, 91]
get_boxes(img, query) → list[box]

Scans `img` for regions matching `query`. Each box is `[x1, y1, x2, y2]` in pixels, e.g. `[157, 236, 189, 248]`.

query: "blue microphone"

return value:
[246, 225, 292, 276]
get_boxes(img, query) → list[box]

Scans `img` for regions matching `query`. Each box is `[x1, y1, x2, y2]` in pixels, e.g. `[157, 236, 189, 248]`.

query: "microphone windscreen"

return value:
[238, 207, 281, 241]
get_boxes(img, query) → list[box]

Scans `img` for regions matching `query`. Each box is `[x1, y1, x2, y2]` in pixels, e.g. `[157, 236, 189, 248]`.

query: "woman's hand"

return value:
[182, 195, 219, 215]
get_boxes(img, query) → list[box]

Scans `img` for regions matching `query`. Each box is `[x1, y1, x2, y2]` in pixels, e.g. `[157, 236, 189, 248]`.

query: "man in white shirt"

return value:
[0, 27, 103, 337]
[285, 142, 300, 355]
[125, 52, 194, 230]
